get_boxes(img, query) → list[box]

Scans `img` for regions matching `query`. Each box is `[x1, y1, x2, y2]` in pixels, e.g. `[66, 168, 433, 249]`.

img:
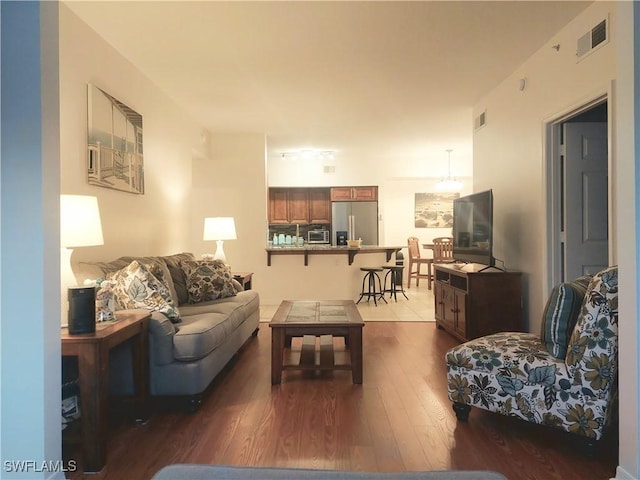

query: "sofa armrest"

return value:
[148, 311, 177, 366]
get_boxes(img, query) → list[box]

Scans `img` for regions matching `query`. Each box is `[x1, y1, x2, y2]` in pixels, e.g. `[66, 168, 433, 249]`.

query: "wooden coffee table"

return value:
[269, 300, 365, 384]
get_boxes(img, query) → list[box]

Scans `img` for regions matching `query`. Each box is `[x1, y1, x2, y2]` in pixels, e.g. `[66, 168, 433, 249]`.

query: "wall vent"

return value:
[323, 165, 336, 174]
[576, 17, 608, 62]
[474, 110, 487, 131]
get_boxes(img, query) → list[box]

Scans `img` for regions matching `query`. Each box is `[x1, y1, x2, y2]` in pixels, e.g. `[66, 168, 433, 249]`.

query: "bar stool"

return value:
[382, 251, 408, 301]
[356, 267, 387, 306]
[382, 265, 409, 301]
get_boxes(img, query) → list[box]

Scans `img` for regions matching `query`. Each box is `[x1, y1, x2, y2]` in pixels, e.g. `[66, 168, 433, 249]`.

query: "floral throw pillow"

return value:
[108, 260, 181, 323]
[180, 259, 238, 303]
[565, 265, 618, 386]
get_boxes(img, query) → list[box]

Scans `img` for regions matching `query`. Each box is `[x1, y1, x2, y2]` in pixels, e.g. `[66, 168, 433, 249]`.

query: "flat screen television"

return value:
[452, 189, 494, 266]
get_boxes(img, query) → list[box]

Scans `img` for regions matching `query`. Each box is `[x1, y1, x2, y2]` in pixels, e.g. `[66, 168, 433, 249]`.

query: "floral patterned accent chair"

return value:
[445, 265, 618, 443]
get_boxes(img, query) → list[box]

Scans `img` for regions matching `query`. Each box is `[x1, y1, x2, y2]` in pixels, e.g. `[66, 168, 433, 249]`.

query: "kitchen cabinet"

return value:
[308, 189, 331, 223]
[268, 188, 331, 225]
[434, 264, 522, 342]
[268, 188, 291, 224]
[288, 189, 309, 224]
[330, 186, 378, 202]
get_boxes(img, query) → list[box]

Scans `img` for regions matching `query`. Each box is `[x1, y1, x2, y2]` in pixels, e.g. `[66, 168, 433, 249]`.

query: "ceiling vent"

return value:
[474, 110, 487, 131]
[576, 17, 608, 62]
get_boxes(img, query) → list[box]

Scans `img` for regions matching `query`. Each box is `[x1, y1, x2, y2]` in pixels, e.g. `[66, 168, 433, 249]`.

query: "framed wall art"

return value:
[87, 84, 144, 194]
[414, 192, 459, 228]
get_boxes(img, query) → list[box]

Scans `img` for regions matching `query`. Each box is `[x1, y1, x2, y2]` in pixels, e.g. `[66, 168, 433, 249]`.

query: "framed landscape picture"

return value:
[414, 192, 458, 228]
[87, 84, 144, 194]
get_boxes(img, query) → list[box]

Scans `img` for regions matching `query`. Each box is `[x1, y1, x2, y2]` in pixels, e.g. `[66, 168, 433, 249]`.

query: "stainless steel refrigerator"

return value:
[331, 201, 379, 246]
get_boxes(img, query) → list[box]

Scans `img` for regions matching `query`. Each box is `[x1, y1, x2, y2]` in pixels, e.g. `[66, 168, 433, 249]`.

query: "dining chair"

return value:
[407, 237, 432, 288]
[430, 236, 454, 289]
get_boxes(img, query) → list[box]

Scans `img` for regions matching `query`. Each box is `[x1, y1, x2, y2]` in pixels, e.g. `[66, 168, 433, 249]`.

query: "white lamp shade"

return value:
[61, 195, 104, 247]
[203, 217, 237, 241]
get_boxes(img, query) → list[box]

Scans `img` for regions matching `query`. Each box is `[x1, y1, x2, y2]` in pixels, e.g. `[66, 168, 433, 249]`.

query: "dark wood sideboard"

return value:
[434, 264, 522, 342]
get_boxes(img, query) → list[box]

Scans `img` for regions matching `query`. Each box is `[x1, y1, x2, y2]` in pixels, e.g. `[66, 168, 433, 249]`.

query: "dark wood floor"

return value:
[65, 322, 618, 480]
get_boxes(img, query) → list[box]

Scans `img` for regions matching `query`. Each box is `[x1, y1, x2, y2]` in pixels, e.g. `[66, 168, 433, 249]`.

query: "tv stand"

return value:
[434, 264, 522, 342]
[476, 264, 504, 273]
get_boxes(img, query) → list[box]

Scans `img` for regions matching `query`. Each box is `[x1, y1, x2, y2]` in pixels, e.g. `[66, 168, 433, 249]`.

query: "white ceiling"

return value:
[65, 1, 591, 174]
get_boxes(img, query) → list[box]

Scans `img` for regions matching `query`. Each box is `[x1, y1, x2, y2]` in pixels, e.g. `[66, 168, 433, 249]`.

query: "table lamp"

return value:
[203, 217, 236, 263]
[60, 195, 104, 327]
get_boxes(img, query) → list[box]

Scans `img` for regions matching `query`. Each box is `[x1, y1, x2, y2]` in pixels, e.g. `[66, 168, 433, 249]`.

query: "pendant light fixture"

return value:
[436, 149, 463, 191]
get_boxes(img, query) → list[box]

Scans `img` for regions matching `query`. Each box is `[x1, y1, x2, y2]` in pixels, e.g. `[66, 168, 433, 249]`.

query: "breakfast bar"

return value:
[265, 245, 403, 266]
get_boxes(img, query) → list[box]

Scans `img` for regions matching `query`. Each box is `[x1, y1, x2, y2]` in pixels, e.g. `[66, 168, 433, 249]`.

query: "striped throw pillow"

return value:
[540, 275, 592, 359]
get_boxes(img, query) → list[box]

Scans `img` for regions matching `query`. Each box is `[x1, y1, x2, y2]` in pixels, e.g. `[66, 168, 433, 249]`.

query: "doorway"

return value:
[546, 99, 610, 288]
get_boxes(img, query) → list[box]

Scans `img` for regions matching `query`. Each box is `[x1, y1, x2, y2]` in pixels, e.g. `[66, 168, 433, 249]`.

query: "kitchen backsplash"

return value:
[268, 224, 330, 245]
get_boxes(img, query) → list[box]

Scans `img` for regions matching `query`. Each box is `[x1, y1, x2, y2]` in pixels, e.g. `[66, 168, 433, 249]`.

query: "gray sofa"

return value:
[78, 252, 260, 410]
[151, 465, 508, 479]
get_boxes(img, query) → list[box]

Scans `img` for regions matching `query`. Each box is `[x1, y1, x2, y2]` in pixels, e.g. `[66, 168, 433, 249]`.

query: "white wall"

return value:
[614, 2, 639, 479]
[472, 2, 617, 332]
[1, 3, 63, 479]
[473, 2, 640, 477]
[60, 4, 205, 268]
[190, 133, 268, 283]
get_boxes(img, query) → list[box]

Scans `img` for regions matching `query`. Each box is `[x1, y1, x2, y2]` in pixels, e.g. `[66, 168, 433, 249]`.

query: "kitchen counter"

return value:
[265, 245, 403, 266]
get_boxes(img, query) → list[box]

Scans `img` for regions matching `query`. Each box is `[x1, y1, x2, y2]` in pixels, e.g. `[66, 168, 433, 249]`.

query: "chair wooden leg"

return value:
[427, 262, 433, 290]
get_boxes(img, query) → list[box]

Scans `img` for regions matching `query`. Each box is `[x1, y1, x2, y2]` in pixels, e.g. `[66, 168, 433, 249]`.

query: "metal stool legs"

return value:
[356, 268, 387, 306]
[383, 266, 409, 301]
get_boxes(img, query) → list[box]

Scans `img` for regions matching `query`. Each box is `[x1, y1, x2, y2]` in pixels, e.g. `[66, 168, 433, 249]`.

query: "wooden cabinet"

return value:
[434, 264, 522, 342]
[269, 188, 290, 224]
[268, 188, 331, 224]
[330, 186, 378, 201]
[308, 189, 331, 223]
[288, 189, 309, 224]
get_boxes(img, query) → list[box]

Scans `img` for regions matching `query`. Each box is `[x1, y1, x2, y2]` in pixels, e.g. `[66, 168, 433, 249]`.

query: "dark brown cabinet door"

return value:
[269, 189, 289, 224]
[441, 285, 456, 332]
[352, 186, 377, 201]
[454, 290, 467, 338]
[288, 189, 309, 224]
[308, 189, 331, 223]
[330, 187, 353, 201]
[330, 186, 378, 201]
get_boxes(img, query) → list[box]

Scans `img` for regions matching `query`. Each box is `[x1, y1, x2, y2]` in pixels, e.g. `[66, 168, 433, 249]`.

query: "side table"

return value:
[233, 272, 253, 290]
[61, 309, 151, 473]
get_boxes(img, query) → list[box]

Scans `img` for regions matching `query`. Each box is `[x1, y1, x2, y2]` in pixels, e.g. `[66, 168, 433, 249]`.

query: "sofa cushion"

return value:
[161, 252, 196, 306]
[108, 260, 181, 323]
[180, 259, 238, 303]
[171, 291, 259, 361]
[566, 265, 618, 387]
[173, 308, 245, 361]
[540, 275, 591, 359]
[85, 255, 179, 306]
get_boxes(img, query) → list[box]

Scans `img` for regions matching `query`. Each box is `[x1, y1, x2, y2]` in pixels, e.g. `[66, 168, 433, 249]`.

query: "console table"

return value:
[232, 272, 253, 290]
[61, 310, 151, 472]
[434, 264, 522, 342]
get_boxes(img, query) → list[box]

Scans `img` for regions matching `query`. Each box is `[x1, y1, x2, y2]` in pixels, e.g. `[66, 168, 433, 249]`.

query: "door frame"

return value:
[543, 87, 614, 292]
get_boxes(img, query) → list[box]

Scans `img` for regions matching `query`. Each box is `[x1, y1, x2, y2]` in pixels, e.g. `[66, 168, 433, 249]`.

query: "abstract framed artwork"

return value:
[414, 192, 459, 228]
[87, 84, 144, 194]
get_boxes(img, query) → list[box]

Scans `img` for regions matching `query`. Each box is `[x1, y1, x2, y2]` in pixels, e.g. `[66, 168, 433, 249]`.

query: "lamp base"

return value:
[213, 240, 227, 263]
[61, 247, 76, 327]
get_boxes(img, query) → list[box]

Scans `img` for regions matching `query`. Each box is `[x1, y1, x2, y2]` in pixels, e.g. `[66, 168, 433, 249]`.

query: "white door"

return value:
[563, 122, 608, 279]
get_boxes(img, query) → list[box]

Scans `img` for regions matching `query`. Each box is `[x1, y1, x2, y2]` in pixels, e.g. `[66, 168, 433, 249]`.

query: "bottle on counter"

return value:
[273, 233, 278, 246]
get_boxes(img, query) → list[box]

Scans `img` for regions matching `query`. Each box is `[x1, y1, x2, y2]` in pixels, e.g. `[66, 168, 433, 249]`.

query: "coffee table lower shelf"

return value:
[281, 334, 355, 374]
[269, 300, 364, 385]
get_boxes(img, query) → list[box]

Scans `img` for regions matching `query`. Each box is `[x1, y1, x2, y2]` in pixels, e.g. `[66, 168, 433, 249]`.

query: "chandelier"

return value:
[436, 149, 463, 191]
[280, 149, 335, 161]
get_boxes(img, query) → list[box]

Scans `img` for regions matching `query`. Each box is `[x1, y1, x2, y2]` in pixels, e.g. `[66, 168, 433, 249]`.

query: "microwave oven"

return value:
[308, 229, 330, 244]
